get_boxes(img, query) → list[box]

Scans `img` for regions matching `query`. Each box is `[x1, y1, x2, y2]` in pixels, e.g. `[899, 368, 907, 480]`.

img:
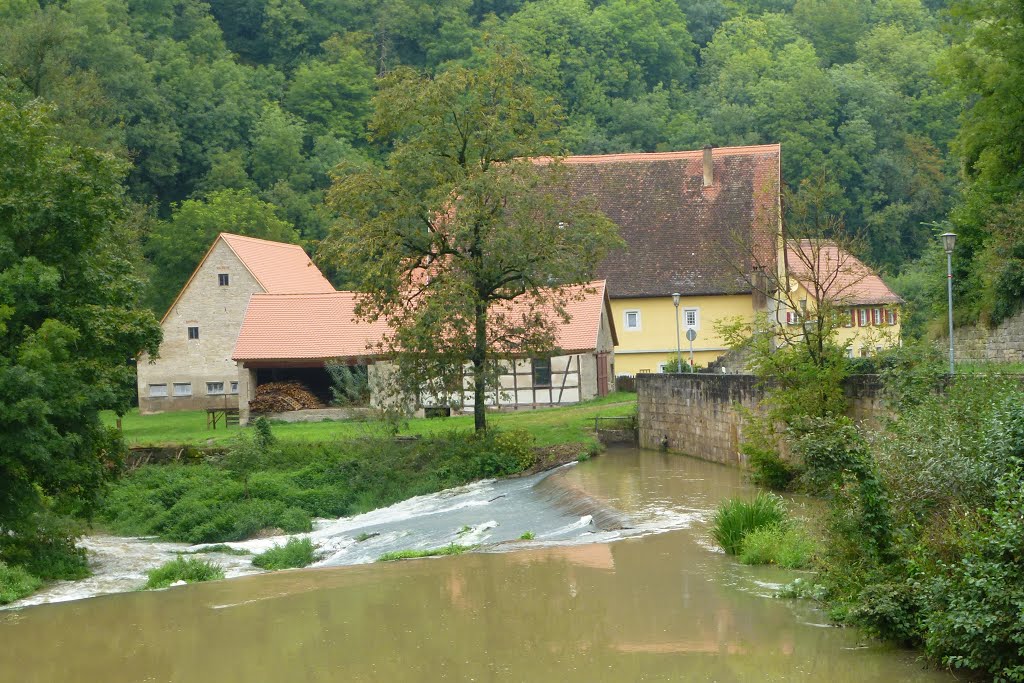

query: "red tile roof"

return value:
[220, 233, 334, 294]
[232, 282, 612, 362]
[786, 241, 903, 306]
[556, 145, 781, 298]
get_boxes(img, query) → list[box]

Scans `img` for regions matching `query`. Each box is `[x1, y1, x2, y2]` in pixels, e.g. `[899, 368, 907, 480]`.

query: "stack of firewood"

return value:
[248, 382, 322, 413]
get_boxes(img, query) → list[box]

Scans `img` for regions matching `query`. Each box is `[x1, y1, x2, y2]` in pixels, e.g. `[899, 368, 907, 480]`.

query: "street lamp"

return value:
[672, 293, 682, 372]
[941, 232, 956, 374]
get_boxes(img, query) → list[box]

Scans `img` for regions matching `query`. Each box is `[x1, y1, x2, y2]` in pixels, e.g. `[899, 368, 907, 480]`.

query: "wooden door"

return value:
[596, 352, 609, 397]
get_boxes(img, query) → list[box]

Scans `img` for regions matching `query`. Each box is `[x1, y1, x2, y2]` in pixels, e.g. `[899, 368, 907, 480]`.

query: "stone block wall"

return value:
[636, 373, 888, 467]
[954, 308, 1024, 363]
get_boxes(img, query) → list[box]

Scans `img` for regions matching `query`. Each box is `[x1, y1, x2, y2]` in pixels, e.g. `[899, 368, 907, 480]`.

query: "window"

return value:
[187, 326, 199, 340]
[624, 310, 641, 331]
[872, 308, 882, 325]
[173, 382, 192, 397]
[887, 309, 897, 326]
[532, 358, 552, 387]
[149, 384, 168, 397]
[218, 273, 229, 286]
[858, 309, 869, 326]
[657, 363, 668, 373]
[845, 309, 854, 328]
[206, 382, 224, 395]
[683, 308, 700, 330]
[860, 347, 869, 358]
[876, 345, 883, 354]
[230, 381, 239, 395]
[846, 347, 854, 359]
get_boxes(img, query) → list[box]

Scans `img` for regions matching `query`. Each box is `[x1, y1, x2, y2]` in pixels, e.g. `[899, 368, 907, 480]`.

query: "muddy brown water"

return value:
[0, 448, 954, 683]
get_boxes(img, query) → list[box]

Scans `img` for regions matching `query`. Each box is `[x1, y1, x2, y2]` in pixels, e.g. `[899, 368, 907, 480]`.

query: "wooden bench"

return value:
[206, 408, 240, 430]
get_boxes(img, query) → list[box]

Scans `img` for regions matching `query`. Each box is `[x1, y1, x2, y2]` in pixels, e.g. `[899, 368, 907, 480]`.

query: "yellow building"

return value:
[562, 144, 781, 374]
[781, 240, 903, 357]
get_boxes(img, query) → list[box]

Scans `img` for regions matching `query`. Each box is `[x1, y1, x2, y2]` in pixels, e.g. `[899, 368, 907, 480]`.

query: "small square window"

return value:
[532, 358, 552, 387]
[207, 382, 224, 395]
[173, 382, 192, 397]
[624, 310, 641, 331]
[187, 326, 199, 340]
[683, 308, 700, 330]
[230, 381, 239, 395]
[218, 273, 229, 286]
[149, 384, 168, 397]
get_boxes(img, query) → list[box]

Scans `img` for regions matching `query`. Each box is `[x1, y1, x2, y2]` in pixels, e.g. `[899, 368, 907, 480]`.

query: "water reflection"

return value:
[0, 448, 953, 683]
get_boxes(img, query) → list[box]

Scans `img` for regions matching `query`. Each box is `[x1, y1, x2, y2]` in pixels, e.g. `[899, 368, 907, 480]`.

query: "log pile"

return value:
[248, 382, 322, 413]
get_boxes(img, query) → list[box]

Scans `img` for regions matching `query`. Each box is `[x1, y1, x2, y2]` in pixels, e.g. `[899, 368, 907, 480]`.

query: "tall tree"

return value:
[0, 94, 161, 538]
[326, 54, 621, 431]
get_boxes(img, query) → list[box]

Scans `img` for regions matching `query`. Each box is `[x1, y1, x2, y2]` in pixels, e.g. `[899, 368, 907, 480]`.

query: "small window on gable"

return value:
[207, 382, 224, 395]
[532, 358, 552, 387]
[218, 273, 229, 286]
[230, 381, 239, 395]
[624, 310, 641, 331]
[683, 308, 700, 330]
[173, 382, 192, 397]
[149, 384, 168, 398]
[187, 326, 199, 340]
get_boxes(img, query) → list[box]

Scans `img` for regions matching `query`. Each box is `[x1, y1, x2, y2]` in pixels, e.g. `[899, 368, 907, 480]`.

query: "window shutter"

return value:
[850, 309, 856, 327]
[786, 311, 793, 325]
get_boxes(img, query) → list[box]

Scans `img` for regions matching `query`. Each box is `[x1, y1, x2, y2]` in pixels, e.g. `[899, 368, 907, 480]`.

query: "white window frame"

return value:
[657, 363, 668, 373]
[887, 309, 897, 326]
[858, 309, 868, 326]
[844, 308, 854, 328]
[683, 307, 700, 331]
[872, 308, 882, 325]
[149, 384, 168, 398]
[846, 347, 854, 359]
[172, 382, 192, 397]
[206, 382, 225, 395]
[623, 310, 641, 331]
[187, 326, 199, 340]
[230, 381, 239, 395]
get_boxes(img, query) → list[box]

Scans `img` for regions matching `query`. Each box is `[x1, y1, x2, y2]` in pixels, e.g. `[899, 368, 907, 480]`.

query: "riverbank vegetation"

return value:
[252, 538, 319, 570]
[377, 544, 473, 562]
[144, 557, 225, 590]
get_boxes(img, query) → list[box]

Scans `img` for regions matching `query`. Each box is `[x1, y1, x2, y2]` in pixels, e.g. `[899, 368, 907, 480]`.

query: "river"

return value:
[0, 447, 954, 682]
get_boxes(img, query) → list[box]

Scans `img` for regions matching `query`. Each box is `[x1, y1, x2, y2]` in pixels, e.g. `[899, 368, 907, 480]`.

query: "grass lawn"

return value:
[103, 392, 637, 448]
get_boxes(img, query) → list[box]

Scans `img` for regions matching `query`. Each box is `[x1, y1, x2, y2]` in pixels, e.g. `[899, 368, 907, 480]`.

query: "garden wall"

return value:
[953, 308, 1024, 363]
[636, 374, 887, 467]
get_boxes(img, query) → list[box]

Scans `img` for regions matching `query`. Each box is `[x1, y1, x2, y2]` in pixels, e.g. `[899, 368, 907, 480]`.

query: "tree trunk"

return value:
[472, 300, 488, 433]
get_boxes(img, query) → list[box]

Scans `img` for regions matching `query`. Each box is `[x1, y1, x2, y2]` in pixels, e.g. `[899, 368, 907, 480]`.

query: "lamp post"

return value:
[941, 232, 957, 375]
[672, 292, 682, 372]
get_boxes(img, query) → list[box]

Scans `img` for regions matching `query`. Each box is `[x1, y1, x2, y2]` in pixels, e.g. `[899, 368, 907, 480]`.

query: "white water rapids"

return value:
[6, 460, 704, 609]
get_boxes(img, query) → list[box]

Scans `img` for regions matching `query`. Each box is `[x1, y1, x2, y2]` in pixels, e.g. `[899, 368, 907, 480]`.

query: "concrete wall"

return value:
[636, 373, 888, 467]
[138, 240, 262, 413]
[954, 308, 1024, 363]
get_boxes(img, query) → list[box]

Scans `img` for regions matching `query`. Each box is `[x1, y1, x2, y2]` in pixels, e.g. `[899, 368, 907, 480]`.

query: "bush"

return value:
[0, 511, 90, 581]
[144, 556, 224, 589]
[252, 538, 319, 570]
[277, 506, 313, 533]
[744, 444, 797, 491]
[711, 493, 787, 555]
[739, 524, 816, 569]
[0, 562, 42, 605]
[790, 416, 869, 494]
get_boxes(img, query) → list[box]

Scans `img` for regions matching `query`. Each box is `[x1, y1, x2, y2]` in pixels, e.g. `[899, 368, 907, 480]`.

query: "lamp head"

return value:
[672, 292, 680, 307]
[940, 232, 956, 254]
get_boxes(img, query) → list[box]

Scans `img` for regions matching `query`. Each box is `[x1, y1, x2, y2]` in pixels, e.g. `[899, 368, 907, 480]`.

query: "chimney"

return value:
[703, 144, 714, 187]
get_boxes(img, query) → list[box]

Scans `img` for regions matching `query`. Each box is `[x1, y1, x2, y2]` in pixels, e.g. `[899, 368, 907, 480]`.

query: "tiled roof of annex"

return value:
[220, 233, 335, 294]
[232, 282, 613, 362]
[786, 241, 904, 306]
[556, 144, 781, 299]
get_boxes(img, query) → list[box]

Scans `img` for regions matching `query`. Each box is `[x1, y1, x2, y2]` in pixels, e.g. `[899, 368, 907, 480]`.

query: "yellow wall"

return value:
[610, 295, 754, 374]
[782, 282, 901, 357]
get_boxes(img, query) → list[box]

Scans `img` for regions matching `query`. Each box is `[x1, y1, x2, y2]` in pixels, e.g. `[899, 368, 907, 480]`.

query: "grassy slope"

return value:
[103, 392, 637, 448]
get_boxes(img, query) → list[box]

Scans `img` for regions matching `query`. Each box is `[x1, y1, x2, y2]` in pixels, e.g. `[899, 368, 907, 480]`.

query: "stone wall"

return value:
[636, 374, 887, 467]
[954, 308, 1024, 363]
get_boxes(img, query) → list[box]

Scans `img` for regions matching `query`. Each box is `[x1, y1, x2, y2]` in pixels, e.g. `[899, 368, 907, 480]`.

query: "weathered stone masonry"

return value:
[636, 374, 887, 467]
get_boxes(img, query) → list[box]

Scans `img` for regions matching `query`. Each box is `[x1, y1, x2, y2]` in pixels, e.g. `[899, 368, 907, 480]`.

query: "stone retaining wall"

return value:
[636, 374, 887, 467]
[954, 308, 1024, 363]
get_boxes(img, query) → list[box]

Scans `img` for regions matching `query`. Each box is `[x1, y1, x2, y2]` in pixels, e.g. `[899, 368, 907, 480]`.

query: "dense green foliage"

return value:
[101, 429, 538, 543]
[0, 94, 160, 581]
[738, 523, 816, 569]
[0, 561, 43, 605]
[144, 556, 224, 589]
[0, 0, 966, 316]
[377, 544, 473, 562]
[251, 537, 319, 570]
[711, 493, 787, 555]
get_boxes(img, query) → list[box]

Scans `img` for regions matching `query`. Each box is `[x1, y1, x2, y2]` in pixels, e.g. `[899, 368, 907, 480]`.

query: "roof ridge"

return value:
[219, 232, 306, 250]
[559, 144, 780, 165]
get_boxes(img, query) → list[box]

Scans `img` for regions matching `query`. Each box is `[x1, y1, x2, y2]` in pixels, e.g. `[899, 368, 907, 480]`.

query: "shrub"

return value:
[377, 544, 472, 562]
[252, 538, 319, 570]
[519, 531, 535, 540]
[277, 506, 313, 533]
[790, 416, 869, 494]
[0, 511, 90, 581]
[144, 556, 224, 589]
[0, 562, 42, 605]
[711, 493, 787, 555]
[739, 524, 816, 569]
[744, 444, 797, 491]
